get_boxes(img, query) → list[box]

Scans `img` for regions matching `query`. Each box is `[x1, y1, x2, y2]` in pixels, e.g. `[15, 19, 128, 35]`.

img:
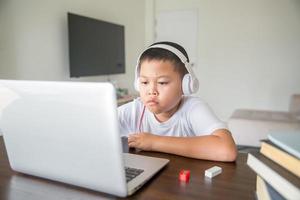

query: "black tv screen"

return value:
[68, 13, 125, 77]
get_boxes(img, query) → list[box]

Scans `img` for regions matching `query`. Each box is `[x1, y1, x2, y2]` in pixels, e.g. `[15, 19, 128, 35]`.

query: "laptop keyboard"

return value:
[125, 167, 144, 182]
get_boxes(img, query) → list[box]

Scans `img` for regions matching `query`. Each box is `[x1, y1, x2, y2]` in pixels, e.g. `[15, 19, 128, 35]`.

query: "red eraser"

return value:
[179, 169, 190, 182]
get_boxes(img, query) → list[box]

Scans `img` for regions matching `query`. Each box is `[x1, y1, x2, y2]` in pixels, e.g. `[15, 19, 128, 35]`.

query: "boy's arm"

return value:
[128, 129, 237, 162]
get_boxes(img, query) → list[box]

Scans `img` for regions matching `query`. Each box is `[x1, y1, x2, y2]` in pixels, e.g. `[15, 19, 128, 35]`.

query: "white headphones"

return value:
[134, 43, 199, 95]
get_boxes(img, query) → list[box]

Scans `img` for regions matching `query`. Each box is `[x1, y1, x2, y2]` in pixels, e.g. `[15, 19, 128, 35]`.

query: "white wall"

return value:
[150, 0, 300, 120]
[0, 0, 145, 94]
[1, 0, 300, 122]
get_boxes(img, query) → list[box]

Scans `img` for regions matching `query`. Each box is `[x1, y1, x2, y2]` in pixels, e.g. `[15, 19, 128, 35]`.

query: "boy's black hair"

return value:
[139, 41, 189, 78]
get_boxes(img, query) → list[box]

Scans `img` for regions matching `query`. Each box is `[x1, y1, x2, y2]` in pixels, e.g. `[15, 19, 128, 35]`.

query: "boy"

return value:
[118, 42, 237, 162]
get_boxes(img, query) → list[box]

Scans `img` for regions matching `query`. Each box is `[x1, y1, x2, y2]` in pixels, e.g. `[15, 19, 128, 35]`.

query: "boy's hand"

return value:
[128, 132, 158, 151]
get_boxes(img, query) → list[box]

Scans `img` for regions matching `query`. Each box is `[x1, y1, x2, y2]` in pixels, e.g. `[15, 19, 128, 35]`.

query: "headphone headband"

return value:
[147, 44, 188, 63]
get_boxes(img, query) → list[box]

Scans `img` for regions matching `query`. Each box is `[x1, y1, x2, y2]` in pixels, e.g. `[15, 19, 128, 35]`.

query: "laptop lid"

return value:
[0, 80, 128, 196]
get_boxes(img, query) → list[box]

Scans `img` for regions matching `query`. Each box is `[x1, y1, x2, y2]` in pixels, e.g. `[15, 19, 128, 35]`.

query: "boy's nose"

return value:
[147, 84, 158, 95]
[148, 90, 158, 96]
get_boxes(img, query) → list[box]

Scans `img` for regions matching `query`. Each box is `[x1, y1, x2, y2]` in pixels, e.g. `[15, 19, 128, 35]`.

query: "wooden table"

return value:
[0, 137, 256, 199]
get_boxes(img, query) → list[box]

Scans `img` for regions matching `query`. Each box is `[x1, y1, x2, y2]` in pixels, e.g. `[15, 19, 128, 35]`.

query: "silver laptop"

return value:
[0, 80, 169, 197]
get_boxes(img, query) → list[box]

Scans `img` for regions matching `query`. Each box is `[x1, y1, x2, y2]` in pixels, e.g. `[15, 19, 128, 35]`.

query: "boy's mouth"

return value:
[146, 99, 158, 106]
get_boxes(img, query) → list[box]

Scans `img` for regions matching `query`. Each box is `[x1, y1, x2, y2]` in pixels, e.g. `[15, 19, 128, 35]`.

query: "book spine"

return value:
[256, 176, 271, 200]
[247, 153, 300, 199]
[260, 142, 300, 178]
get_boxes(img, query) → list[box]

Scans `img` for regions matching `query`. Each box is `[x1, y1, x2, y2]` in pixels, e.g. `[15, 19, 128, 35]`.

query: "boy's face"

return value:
[139, 59, 183, 119]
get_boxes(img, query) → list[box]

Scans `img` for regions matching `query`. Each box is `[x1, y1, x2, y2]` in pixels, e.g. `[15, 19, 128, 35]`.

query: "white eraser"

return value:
[205, 166, 222, 178]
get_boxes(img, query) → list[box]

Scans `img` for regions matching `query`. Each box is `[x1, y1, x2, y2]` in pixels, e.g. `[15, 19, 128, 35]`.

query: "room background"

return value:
[1, 0, 300, 121]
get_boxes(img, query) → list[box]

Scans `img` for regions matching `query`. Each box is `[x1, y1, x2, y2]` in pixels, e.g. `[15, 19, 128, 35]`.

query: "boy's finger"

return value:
[128, 137, 135, 142]
[128, 133, 138, 138]
[128, 141, 137, 147]
[128, 134, 137, 140]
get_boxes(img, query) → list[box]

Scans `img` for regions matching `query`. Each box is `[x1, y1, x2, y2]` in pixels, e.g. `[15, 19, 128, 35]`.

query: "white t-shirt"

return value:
[117, 96, 227, 137]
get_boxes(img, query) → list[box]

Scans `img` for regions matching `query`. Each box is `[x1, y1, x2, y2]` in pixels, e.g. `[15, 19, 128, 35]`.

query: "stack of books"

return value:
[247, 131, 300, 199]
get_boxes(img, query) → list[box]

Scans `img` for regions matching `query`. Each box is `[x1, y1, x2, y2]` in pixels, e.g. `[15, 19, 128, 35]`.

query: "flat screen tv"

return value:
[68, 13, 125, 77]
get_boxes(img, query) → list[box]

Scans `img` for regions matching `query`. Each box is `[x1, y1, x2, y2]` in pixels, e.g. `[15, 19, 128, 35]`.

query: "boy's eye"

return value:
[140, 81, 148, 85]
[158, 82, 168, 85]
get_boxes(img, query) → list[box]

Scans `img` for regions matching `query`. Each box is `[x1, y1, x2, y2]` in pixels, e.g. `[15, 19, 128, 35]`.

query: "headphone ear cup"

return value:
[192, 77, 199, 93]
[182, 74, 199, 95]
[134, 77, 140, 92]
[182, 74, 192, 95]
